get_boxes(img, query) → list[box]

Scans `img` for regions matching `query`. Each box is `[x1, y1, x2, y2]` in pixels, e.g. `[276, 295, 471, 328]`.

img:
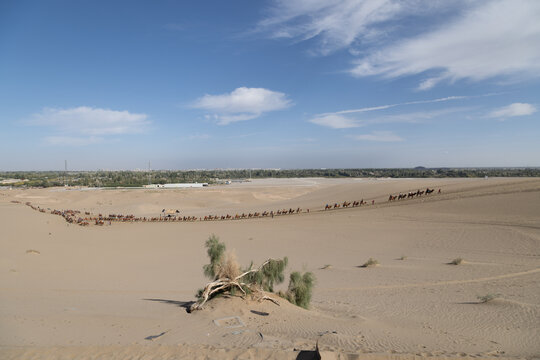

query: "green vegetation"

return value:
[202, 234, 227, 279]
[1, 167, 539, 188]
[284, 271, 315, 309]
[243, 257, 288, 293]
[192, 235, 314, 311]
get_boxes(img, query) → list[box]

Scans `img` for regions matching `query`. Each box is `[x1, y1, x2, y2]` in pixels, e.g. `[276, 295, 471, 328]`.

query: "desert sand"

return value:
[1, 177, 539, 359]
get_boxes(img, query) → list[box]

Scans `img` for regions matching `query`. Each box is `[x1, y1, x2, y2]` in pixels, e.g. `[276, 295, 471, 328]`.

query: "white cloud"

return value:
[258, 0, 423, 55]
[260, 0, 540, 88]
[30, 106, 149, 136]
[351, 0, 540, 87]
[310, 108, 463, 129]
[348, 131, 404, 142]
[488, 103, 537, 118]
[309, 95, 472, 129]
[310, 114, 360, 128]
[192, 87, 293, 125]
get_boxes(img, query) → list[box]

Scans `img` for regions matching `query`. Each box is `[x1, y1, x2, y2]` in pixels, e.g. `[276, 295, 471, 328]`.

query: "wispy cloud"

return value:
[323, 95, 468, 116]
[192, 87, 293, 125]
[257, 0, 428, 56]
[310, 114, 359, 129]
[30, 106, 149, 135]
[28, 106, 149, 146]
[311, 108, 465, 129]
[487, 103, 537, 118]
[351, 0, 540, 88]
[259, 0, 540, 89]
[310, 95, 472, 129]
[348, 131, 404, 142]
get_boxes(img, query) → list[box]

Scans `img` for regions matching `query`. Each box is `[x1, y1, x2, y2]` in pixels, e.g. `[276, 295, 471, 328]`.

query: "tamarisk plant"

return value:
[190, 235, 314, 311]
[284, 271, 315, 309]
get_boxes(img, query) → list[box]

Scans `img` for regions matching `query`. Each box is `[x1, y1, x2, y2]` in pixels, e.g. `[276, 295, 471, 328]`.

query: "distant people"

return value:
[270, 210, 274, 218]
[438, 188, 441, 194]
[372, 200, 375, 205]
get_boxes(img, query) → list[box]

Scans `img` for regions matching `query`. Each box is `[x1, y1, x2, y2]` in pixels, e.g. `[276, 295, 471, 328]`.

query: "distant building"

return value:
[144, 183, 208, 189]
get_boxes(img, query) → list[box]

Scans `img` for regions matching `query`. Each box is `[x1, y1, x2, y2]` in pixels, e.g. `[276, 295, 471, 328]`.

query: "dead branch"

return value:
[190, 258, 278, 312]
[258, 294, 280, 306]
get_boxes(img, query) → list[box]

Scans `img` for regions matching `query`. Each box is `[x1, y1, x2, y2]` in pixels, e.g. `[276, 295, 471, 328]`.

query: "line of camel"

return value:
[12, 187, 441, 227]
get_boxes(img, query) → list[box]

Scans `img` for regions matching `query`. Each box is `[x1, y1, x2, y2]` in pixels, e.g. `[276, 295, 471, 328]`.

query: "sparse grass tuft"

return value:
[398, 255, 407, 260]
[321, 264, 332, 270]
[361, 258, 379, 267]
[477, 293, 500, 303]
[450, 257, 464, 265]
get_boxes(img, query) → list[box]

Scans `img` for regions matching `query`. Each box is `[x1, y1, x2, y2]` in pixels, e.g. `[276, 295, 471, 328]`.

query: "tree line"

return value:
[1, 167, 539, 188]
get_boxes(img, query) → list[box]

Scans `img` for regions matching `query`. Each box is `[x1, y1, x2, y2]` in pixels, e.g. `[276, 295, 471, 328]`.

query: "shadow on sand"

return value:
[143, 298, 195, 313]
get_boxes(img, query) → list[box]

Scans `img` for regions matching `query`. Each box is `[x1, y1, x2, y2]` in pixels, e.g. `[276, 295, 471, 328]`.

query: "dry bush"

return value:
[361, 258, 379, 267]
[216, 251, 241, 280]
[477, 293, 500, 303]
[450, 257, 464, 265]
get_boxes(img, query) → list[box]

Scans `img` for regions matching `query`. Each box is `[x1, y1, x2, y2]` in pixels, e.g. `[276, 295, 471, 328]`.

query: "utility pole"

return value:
[64, 160, 67, 187]
[148, 161, 151, 185]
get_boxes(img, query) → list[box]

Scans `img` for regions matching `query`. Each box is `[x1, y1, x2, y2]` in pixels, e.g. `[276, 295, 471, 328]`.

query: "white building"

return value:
[144, 183, 208, 189]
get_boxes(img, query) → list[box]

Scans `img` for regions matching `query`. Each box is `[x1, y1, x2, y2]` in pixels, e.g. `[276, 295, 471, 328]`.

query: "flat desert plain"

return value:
[1, 177, 539, 360]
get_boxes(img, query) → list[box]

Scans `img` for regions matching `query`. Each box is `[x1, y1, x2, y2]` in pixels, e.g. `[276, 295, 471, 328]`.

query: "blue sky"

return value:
[0, 0, 539, 170]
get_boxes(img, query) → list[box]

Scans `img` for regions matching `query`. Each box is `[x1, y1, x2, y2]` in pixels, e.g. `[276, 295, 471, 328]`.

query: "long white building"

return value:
[144, 183, 208, 189]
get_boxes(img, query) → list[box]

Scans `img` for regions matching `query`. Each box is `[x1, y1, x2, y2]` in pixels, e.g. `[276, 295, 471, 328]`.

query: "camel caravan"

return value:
[387, 187, 438, 201]
[15, 187, 441, 227]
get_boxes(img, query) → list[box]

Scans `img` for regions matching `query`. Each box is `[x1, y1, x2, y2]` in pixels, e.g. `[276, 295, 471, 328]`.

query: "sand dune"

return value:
[1, 177, 539, 359]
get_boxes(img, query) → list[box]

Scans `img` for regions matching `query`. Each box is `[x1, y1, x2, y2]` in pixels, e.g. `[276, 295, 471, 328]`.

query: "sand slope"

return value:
[1, 178, 539, 359]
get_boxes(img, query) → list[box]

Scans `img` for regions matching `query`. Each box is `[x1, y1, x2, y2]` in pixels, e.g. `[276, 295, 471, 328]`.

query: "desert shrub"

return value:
[362, 258, 379, 267]
[285, 271, 315, 309]
[450, 257, 463, 265]
[398, 255, 407, 260]
[477, 293, 500, 303]
[192, 235, 312, 311]
[243, 257, 288, 292]
[202, 234, 226, 279]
